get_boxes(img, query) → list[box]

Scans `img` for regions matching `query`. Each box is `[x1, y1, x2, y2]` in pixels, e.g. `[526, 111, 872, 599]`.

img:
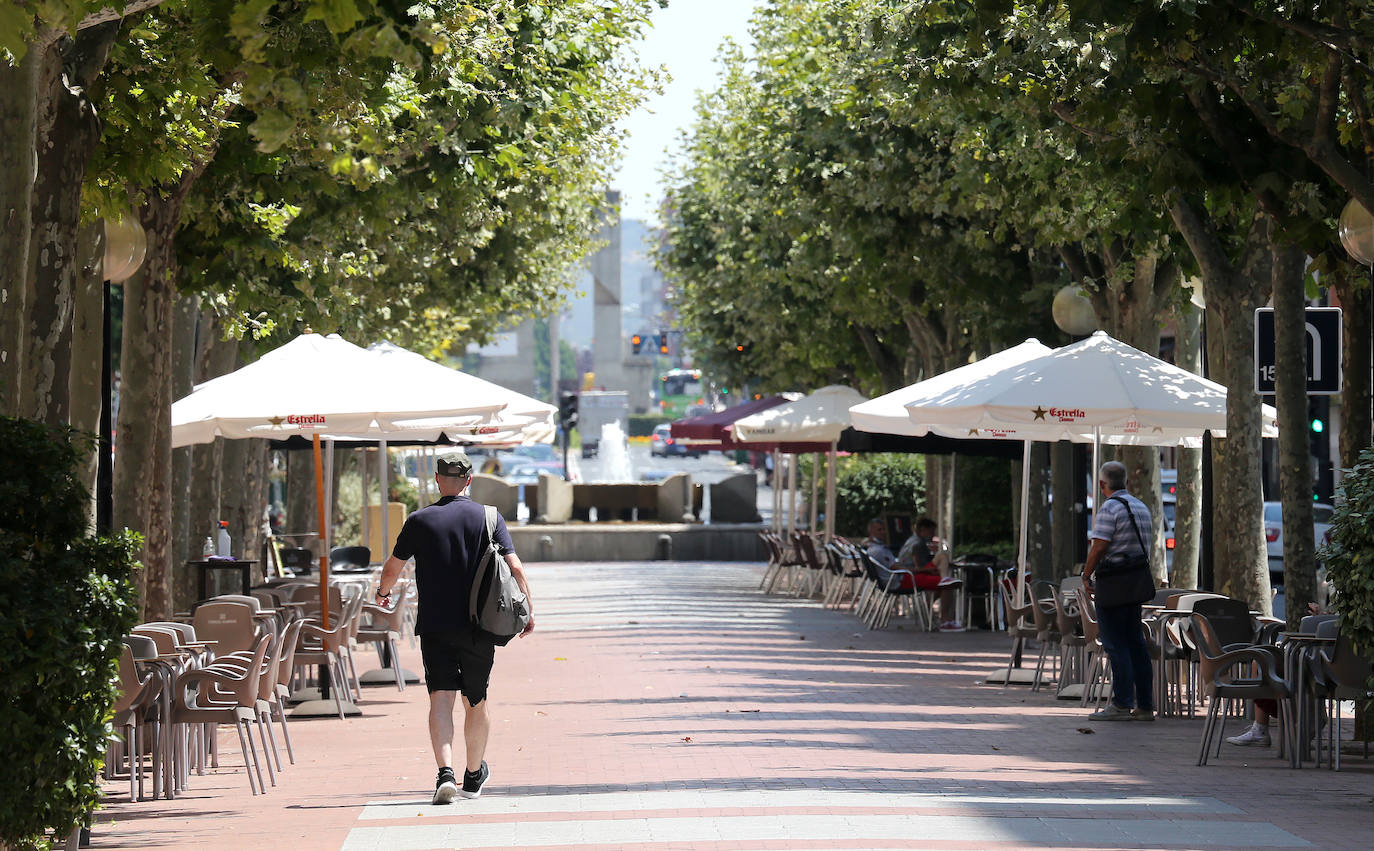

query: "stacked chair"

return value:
[106, 565, 421, 806]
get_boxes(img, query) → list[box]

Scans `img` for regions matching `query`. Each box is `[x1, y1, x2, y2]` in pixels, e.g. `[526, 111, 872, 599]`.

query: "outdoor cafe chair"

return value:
[1314, 627, 1374, 770]
[1076, 593, 1111, 709]
[1027, 580, 1062, 693]
[192, 600, 262, 668]
[210, 593, 283, 635]
[293, 593, 365, 719]
[760, 531, 805, 595]
[793, 532, 828, 599]
[1050, 584, 1087, 699]
[854, 548, 920, 630]
[1191, 612, 1293, 767]
[823, 538, 865, 610]
[173, 633, 273, 795]
[1154, 591, 1226, 716]
[330, 544, 373, 572]
[110, 641, 162, 802]
[357, 584, 410, 691]
[951, 553, 1001, 631]
[757, 531, 784, 591]
[998, 578, 1041, 689]
[131, 624, 216, 796]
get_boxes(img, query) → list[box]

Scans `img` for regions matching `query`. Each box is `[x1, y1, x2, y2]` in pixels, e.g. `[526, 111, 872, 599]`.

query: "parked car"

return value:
[1264, 500, 1335, 583]
[505, 462, 565, 485]
[649, 424, 700, 458]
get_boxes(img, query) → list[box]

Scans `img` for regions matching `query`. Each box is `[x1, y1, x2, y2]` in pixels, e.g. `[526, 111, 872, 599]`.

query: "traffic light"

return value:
[657, 330, 669, 355]
[1309, 396, 1332, 502]
[558, 391, 579, 432]
[631, 333, 643, 354]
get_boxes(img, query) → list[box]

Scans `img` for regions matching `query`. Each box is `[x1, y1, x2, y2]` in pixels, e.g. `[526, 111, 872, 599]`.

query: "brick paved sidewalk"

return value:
[92, 562, 1373, 850]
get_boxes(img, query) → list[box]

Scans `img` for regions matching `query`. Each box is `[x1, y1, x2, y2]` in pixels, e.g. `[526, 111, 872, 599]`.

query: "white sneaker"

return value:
[1225, 725, 1271, 747]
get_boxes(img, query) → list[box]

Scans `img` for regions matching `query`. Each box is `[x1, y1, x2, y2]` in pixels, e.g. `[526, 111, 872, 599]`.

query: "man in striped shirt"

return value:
[1082, 461, 1155, 722]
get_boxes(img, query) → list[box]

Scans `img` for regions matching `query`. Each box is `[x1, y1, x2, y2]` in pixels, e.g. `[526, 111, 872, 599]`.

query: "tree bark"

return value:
[1027, 442, 1053, 581]
[1173, 200, 1273, 613]
[112, 188, 190, 620]
[925, 454, 942, 537]
[186, 328, 237, 601]
[1081, 246, 1173, 580]
[22, 26, 118, 425]
[1172, 306, 1204, 588]
[1051, 441, 1076, 578]
[0, 40, 43, 417]
[1330, 264, 1371, 470]
[218, 336, 263, 570]
[285, 446, 318, 556]
[1273, 242, 1317, 629]
[70, 221, 105, 524]
[169, 294, 199, 610]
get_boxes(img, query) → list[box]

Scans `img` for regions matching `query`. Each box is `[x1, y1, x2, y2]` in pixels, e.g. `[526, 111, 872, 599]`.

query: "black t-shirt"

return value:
[391, 495, 514, 634]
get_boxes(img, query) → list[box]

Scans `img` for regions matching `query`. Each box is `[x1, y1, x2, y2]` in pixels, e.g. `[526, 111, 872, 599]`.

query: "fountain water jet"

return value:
[596, 420, 635, 482]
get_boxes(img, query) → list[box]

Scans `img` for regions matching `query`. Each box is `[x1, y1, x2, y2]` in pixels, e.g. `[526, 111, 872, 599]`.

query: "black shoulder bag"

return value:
[1094, 495, 1156, 608]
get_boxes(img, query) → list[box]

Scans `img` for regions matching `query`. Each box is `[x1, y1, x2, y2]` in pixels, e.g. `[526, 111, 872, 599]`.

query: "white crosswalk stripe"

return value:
[342, 789, 1307, 850]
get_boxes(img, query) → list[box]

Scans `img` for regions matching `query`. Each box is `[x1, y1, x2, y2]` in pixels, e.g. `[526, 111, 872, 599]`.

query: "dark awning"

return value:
[670, 395, 792, 441]
[835, 428, 1023, 458]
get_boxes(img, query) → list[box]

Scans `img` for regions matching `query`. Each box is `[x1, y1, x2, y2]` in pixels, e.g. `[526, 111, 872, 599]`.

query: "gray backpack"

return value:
[469, 505, 529, 646]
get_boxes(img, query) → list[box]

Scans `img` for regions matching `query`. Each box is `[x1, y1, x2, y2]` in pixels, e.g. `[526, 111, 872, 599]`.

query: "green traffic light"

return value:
[1311, 418, 1324, 433]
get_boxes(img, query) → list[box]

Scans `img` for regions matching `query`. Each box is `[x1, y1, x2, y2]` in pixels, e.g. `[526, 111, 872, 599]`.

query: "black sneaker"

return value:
[432, 767, 459, 805]
[460, 761, 489, 799]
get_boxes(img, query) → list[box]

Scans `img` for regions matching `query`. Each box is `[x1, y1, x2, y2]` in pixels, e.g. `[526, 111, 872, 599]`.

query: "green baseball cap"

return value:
[435, 451, 473, 477]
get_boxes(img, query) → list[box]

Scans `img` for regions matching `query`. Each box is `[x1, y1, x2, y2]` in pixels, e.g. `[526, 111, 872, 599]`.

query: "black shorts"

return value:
[419, 630, 496, 704]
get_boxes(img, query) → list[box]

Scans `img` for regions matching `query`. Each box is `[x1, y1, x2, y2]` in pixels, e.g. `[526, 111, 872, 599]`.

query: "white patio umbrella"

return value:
[171, 333, 510, 447]
[170, 333, 519, 631]
[902, 331, 1278, 602]
[849, 340, 1053, 555]
[733, 385, 868, 541]
[903, 331, 1278, 444]
[850, 340, 1053, 437]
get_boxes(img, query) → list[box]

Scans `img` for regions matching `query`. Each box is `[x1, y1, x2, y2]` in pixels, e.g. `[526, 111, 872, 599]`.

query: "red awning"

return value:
[670, 396, 792, 441]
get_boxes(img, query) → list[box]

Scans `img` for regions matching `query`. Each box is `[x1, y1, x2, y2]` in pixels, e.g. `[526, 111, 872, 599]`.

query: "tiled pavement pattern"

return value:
[94, 562, 1373, 850]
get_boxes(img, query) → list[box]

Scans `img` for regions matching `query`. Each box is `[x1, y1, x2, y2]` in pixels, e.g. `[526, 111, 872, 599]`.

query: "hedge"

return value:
[0, 418, 140, 847]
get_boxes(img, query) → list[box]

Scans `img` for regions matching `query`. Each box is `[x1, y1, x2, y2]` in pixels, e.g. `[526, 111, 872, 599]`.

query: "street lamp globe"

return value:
[1338, 198, 1374, 266]
[1052, 284, 1097, 336]
[103, 214, 147, 283]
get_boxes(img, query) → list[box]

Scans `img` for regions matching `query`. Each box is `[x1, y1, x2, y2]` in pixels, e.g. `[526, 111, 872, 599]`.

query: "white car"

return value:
[1264, 501, 1335, 583]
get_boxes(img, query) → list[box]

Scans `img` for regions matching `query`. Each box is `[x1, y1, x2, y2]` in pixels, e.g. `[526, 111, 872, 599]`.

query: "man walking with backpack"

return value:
[376, 451, 535, 804]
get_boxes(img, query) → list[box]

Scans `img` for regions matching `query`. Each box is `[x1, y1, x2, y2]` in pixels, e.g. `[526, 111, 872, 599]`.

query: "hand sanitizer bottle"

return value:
[216, 521, 232, 558]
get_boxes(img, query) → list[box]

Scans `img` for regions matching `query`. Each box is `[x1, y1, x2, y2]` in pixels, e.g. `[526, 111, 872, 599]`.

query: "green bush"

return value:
[954, 455, 1014, 551]
[0, 417, 140, 847]
[628, 414, 669, 437]
[832, 454, 925, 537]
[1321, 446, 1374, 660]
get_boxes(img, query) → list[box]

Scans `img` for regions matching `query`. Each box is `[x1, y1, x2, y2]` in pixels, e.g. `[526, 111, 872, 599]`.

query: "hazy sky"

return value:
[611, 0, 765, 225]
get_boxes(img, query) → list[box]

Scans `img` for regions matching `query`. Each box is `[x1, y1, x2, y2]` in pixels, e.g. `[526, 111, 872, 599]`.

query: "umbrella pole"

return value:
[824, 442, 837, 542]
[947, 454, 957, 555]
[772, 449, 782, 534]
[809, 452, 819, 534]
[1017, 440, 1031, 607]
[787, 452, 798, 539]
[1090, 427, 1101, 529]
[360, 449, 371, 557]
[379, 439, 389, 565]
[312, 434, 331, 629]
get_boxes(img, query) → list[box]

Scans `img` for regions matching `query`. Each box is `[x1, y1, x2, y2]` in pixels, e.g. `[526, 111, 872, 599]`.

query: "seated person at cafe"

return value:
[863, 518, 912, 590]
[895, 517, 961, 630]
[865, 518, 960, 629]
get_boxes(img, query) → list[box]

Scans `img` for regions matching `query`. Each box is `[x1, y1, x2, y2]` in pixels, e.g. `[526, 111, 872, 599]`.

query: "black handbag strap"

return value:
[1110, 494, 1149, 558]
